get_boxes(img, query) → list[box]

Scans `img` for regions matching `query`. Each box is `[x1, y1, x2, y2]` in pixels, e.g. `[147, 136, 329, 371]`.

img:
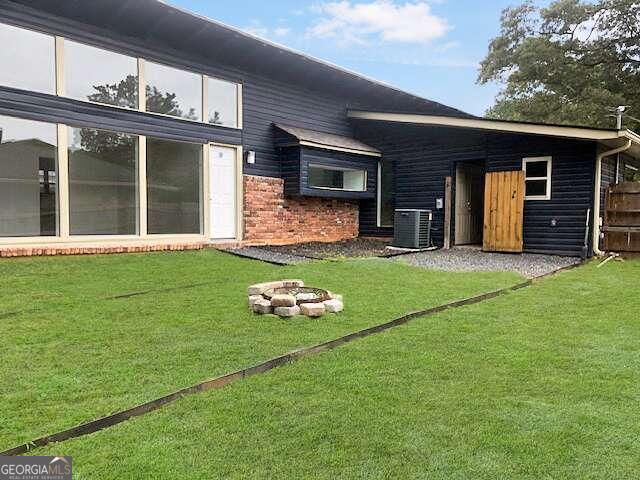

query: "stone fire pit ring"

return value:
[248, 280, 343, 318]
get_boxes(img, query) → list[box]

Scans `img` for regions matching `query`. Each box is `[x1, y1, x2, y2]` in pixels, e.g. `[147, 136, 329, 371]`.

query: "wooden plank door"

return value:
[483, 171, 524, 252]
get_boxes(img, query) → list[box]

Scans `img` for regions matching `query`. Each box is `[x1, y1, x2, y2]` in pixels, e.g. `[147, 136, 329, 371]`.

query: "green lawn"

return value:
[0, 249, 520, 451]
[32, 258, 640, 479]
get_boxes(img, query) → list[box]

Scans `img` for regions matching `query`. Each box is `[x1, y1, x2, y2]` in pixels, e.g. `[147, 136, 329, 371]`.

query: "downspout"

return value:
[592, 139, 632, 256]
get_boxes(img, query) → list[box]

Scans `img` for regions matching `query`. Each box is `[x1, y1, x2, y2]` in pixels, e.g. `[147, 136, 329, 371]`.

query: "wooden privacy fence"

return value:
[604, 182, 640, 252]
[483, 171, 524, 253]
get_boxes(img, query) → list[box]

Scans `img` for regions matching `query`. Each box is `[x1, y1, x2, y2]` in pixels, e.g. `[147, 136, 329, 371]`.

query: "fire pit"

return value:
[263, 286, 331, 305]
[248, 280, 343, 318]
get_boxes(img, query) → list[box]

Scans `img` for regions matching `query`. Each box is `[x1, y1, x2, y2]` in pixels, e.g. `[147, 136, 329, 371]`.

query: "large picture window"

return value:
[308, 164, 367, 192]
[68, 127, 139, 235]
[147, 138, 202, 234]
[0, 115, 58, 237]
[146, 62, 202, 121]
[523, 157, 552, 200]
[65, 40, 138, 109]
[208, 77, 238, 127]
[0, 23, 55, 94]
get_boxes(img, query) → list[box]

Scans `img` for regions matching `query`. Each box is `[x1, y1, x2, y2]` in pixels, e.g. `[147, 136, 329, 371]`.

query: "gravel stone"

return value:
[263, 238, 392, 259]
[228, 247, 311, 265]
[397, 248, 580, 278]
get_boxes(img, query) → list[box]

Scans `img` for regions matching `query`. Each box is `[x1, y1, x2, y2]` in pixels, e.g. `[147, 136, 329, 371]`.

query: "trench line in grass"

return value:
[1, 262, 583, 456]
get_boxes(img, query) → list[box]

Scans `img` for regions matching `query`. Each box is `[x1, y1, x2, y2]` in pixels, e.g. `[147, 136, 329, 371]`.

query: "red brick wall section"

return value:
[244, 175, 359, 245]
[0, 243, 207, 258]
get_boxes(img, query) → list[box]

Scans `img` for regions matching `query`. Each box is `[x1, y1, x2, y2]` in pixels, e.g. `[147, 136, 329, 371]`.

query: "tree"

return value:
[87, 75, 198, 121]
[79, 75, 198, 156]
[479, 0, 640, 130]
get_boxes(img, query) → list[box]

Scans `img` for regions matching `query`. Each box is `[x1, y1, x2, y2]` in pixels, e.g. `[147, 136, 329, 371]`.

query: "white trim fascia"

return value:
[347, 111, 640, 143]
[236, 83, 243, 130]
[56, 123, 69, 238]
[138, 136, 147, 235]
[54, 36, 65, 97]
[138, 58, 146, 112]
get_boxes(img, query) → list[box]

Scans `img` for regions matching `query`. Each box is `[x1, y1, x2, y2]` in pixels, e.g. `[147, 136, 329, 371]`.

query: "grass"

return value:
[32, 258, 640, 479]
[0, 249, 520, 451]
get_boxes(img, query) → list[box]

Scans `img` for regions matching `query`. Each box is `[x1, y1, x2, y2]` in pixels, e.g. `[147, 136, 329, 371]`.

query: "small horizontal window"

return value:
[523, 157, 551, 200]
[308, 165, 367, 192]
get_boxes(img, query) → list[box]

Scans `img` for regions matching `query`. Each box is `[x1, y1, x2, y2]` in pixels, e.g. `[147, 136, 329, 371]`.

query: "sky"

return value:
[165, 0, 543, 116]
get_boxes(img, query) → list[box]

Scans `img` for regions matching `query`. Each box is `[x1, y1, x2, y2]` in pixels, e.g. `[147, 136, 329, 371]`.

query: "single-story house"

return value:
[1, 0, 639, 257]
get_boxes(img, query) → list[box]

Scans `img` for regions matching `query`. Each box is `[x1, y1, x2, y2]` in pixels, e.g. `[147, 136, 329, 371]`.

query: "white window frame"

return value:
[308, 164, 367, 192]
[522, 156, 552, 201]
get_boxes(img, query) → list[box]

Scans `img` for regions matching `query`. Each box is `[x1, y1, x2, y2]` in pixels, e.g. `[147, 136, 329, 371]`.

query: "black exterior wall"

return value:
[354, 121, 598, 256]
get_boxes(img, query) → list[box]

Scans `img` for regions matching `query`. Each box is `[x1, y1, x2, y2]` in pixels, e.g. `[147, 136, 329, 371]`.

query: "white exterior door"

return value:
[209, 145, 237, 240]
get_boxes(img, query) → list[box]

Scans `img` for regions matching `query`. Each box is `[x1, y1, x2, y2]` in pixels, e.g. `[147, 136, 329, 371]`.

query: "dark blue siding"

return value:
[355, 121, 597, 256]
[0, 87, 242, 145]
[485, 133, 596, 255]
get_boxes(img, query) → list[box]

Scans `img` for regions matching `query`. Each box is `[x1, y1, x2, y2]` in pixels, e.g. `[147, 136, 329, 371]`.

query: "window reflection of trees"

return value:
[85, 74, 199, 121]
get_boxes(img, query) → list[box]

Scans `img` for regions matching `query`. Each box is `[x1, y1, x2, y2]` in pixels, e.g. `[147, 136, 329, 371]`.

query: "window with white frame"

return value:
[523, 157, 552, 200]
[308, 164, 367, 192]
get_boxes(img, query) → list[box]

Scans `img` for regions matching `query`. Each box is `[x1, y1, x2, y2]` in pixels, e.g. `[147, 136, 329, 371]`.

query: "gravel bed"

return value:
[225, 247, 312, 265]
[397, 248, 581, 278]
[263, 238, 393, 259]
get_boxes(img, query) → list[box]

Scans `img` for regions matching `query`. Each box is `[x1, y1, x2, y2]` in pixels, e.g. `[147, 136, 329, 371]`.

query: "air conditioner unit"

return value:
[393, 209, 433, 249]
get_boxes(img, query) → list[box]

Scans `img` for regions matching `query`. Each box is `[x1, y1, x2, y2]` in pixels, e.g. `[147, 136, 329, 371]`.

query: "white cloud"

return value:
[308, 1, 449, 45]
[274, 27, 291, 37]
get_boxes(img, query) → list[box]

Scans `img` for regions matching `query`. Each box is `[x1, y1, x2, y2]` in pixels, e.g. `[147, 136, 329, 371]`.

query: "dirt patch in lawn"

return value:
[264, 238, 393, 259]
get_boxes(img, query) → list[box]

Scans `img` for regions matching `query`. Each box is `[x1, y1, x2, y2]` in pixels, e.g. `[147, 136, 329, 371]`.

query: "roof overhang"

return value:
[348, 110, 640, 159]
[274, 124, 381, 157]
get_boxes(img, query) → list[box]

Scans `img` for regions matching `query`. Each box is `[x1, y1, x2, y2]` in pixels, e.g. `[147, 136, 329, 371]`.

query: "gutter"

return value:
[592, 139, 632, 255]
